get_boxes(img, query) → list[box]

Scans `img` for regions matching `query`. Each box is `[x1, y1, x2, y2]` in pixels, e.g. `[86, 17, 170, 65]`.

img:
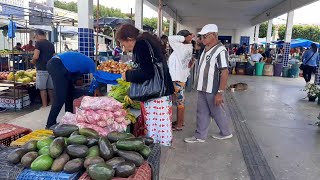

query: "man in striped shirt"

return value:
[185, 24, 232, 143]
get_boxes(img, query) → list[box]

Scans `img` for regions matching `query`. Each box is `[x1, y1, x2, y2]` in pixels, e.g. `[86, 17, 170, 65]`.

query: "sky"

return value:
[59, 0, 319, 25]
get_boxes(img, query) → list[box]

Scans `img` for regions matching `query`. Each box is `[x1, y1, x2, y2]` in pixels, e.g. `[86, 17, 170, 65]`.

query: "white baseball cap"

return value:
[198, 24, 218, 35]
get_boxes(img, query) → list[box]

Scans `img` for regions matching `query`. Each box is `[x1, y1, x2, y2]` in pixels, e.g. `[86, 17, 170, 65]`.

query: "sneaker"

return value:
[184, 136, 205, 143]
[0, 107, 6, 112]
[212, 133, 233, 140]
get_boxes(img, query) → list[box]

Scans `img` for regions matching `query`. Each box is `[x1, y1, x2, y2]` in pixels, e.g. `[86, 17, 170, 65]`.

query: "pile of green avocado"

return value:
[8, 124, 154, 180]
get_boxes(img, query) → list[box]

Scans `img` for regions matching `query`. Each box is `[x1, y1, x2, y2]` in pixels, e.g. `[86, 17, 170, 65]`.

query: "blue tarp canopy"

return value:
[273, 39, 320, 48]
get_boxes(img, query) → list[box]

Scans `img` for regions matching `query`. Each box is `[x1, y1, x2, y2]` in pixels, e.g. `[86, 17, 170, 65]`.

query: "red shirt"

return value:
[22, 44, 35, 52]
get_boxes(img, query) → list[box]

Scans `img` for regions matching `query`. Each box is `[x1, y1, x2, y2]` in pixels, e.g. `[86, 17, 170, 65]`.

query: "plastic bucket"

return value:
[282, 67, 289, 77]
[274, 63, 283, 76]
[263, 64, 274, 76]
[290, 64, 300, 78]
[255, 62, 265, 76]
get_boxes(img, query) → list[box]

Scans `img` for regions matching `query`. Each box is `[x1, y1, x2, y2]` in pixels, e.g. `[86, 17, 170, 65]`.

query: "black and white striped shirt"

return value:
[197, 43, 229, 94]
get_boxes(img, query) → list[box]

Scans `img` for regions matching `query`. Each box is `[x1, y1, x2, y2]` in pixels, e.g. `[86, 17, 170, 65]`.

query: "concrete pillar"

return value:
[46, 0, 54, 7]
[266, 19, 273, 50]
[283, 11, 294, 67]
[157, 0, 163, 37]
[169, 17, 174, 36]
[254, 24, 260, 50]
[135, 0, 143, 30]
[77, 0, 94, 59]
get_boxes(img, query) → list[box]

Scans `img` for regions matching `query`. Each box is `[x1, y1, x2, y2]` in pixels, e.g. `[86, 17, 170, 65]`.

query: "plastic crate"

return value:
[10, 129, 53, 147]
[79, 162, 152, 180]
[73, 96, 84, 113]
[17, 169, 82, 180]
[0, 144, 25, 180]
[147, 143, 161, 180]
[0, 123, 32, 146]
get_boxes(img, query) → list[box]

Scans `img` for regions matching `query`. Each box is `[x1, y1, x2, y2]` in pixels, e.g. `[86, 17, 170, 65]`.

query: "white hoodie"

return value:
[168, 35, 193, 83]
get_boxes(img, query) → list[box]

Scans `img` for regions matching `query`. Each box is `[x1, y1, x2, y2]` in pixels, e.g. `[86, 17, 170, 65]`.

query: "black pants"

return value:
[46, 58, 75, 128]
[303, 65, 315, 83]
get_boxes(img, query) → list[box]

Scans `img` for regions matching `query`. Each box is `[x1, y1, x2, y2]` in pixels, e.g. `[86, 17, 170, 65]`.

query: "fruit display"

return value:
[97, 60, 132, 74]
[0, 72, 9, 80]
[0, 49, 22, 55]
[108, 79, 141, 110]
[6, 69, 36, 83]
[8, 126, 154, 179]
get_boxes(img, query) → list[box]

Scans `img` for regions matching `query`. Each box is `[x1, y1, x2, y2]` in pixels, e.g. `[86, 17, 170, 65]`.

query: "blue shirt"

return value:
[302, 50, 320, 67]
[57, 52, 96, 73]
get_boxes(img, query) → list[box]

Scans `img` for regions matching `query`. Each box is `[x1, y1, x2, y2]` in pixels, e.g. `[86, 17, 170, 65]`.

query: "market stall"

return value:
[0, 77, 158, 179]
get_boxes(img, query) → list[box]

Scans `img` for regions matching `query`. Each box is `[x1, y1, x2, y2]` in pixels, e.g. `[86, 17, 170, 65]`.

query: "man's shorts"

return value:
[36, 71, 54, 90]
[173, 81, 186, 107]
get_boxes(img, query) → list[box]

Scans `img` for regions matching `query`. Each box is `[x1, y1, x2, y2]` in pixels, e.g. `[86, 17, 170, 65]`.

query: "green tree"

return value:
[54, 0, 127, 18]
[143, 17, 170, 35]
[278, 24, 320, 42]
[258, 22, 275, 38]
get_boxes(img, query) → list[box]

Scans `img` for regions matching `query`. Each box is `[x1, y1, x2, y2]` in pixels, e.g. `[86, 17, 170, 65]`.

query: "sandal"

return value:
[172, 126, 183, 131]
[172, 121, 185, 127]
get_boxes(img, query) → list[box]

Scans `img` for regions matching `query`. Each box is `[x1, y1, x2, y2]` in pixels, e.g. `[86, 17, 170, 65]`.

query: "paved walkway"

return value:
[228, 75, 320, 180]
[5, 75, 320, 180]
[0, 104, 41, 124]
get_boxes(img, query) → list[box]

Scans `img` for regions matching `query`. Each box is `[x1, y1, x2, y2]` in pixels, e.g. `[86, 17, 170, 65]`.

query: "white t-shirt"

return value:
[250, 53, 263, 62]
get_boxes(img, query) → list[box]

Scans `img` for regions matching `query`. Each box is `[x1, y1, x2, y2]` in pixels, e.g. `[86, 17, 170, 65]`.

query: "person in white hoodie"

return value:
[168, 30, 194, 131]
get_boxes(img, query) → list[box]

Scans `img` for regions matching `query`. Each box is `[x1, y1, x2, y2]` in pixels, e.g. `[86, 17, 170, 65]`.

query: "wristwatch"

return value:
[217, 90, 224, 93]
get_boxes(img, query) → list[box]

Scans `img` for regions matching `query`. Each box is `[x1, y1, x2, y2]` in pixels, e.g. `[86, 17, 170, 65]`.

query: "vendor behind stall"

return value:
[250, 49, 264, 62]
[46, 52, 96, 129]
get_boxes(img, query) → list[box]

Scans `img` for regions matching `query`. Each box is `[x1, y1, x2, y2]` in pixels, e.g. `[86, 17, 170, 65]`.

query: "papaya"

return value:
[63, 158, 84, 173]
[51, 153, 70, 172]
[68, 135, 88, 145]
[69, 131, 80, 137]
[139, 145, 151, 159]
[31, 154, 54, 171]
[98, 137, 114, 160]
[143, 137, 154, 146]
[79, 128, 99, 138]
[117, 150, 144, 167]
[53, 124, 79, 137]
[88, 163, 115, 180]
[84, 156, 105, 168]
[37, 138, 53, 150]
[87, 137, 99, 147]
[21, 152, 39, 168]
[8, 148, 28, 164]
[66, 145, 88, 158]
[115, 162, 136, 178]
[49, 137, 65, 158]
[87, 145, 100, 158]
[116, 138, 144, 151]
[106, 157, 125, 169]
[39, 146, 50, 155]
[22, 140, 38, 152]
[107, 132, 134, 143]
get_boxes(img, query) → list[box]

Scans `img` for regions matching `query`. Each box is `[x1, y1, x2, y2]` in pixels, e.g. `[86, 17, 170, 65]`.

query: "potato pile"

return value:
[97, 60, 132, 74]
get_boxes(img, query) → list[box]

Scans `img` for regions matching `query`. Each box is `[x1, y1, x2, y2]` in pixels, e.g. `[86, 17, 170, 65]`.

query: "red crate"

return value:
[79, 162, 152, 180]
[73, 96, 84, 113]
[0, 123, 32, 146]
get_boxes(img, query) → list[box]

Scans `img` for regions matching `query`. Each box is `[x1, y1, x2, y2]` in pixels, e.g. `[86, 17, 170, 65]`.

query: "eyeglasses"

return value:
[202, 33, 213, 39]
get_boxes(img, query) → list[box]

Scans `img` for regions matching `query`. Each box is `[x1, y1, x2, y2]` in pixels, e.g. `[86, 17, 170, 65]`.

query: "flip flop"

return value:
[172, 126, 183, 131]
[172, 121, 185, 127]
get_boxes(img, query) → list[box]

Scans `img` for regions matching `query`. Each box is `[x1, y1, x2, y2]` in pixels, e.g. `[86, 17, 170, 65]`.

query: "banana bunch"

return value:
[124, 95, 141, 109]
[126, 111, 137, 124]
[124, 95, 133, 104]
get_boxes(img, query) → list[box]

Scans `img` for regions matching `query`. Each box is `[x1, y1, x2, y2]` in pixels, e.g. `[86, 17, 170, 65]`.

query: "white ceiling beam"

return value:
[145, 0, 182, 23]
[251, 0, 318, 25]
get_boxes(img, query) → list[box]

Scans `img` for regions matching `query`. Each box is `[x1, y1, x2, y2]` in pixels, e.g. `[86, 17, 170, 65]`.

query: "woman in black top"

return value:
[116, 24, 174, 146]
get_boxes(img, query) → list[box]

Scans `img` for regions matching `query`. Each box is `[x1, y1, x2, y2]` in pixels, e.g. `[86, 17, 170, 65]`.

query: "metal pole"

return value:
[95, 0, 100, 65]
[60, 25, 62, 53]
[130, 8, 133, 25]
[10, 15, 16, 111]
[157, 0, 163, 37]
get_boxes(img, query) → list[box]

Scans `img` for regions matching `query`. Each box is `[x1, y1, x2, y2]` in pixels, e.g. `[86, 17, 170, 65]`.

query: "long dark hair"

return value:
[116, 23, 165, 63]
[311, 43, 318, 53]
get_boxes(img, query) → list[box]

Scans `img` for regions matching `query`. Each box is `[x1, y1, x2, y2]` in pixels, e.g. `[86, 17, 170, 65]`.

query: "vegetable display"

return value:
[97, 60, 132, 74]
[8, 129, 154, 180]
[108, 79, 141, 110]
